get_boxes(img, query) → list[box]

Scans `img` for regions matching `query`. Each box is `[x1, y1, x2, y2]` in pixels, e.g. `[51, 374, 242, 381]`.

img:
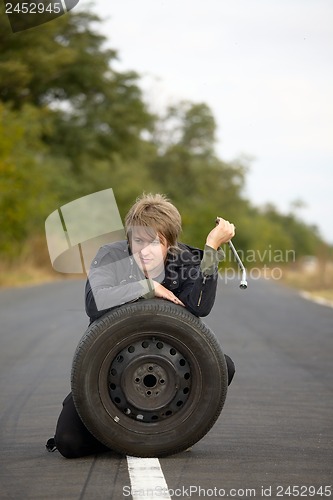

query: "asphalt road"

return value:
[0, 276, 332, 500]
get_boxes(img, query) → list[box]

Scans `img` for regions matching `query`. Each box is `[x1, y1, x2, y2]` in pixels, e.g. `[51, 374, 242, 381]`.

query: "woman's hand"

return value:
[205, 217, 235, 250]
[152, 281, 185, 306]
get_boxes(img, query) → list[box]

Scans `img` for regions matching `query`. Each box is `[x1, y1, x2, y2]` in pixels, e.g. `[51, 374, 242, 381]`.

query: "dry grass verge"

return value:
[281, 261, 333, 306]
[0, 259, 84, 288]
[0, 237, 84, 288]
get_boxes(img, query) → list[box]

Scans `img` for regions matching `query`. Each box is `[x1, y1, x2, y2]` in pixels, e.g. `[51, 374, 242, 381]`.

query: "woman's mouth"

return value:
[140, 258, 152, 265]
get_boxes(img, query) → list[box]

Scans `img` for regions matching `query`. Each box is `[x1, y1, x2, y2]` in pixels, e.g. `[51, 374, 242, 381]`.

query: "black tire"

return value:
[71, 299, 228, 457]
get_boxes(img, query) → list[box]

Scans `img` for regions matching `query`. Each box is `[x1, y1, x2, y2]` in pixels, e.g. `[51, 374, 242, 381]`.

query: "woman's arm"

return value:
[178, 217, 236, 317]
[85, 246, 154, 320]
[177, 246, 222, 317]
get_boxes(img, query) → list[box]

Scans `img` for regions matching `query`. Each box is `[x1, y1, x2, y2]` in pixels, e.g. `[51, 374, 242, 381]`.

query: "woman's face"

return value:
[130, 227, 169, 279]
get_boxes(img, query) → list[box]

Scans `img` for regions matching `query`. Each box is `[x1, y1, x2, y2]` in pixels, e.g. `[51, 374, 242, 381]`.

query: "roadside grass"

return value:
[0, 259, 84, 288]
[0, 237, 84, 288]
[281, 263, 333, 305]
[0, 261, 60, 288]
[301, 289, 333, 303]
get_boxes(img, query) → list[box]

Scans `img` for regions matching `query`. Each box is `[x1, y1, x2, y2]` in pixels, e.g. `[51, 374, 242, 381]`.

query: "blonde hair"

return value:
[125, 193, 182, 248]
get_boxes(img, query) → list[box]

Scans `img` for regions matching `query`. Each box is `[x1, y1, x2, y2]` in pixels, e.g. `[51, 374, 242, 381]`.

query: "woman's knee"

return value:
[55, 431, 85, 459]
[224, 354, 235, 385]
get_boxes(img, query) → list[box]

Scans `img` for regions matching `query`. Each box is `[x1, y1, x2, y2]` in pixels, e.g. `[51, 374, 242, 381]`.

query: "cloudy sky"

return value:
[81, 0, 333, 243]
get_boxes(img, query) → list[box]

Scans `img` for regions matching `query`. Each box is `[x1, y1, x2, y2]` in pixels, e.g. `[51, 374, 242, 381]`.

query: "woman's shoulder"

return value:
[91, 240, 129, 266]
[170, 243, 203, 267]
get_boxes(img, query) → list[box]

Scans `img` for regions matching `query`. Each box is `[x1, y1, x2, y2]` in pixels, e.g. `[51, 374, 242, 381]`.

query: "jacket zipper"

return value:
[197, 276, 207, 307]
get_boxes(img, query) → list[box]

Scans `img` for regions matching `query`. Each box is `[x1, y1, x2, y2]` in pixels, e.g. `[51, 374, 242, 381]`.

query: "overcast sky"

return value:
[81, 0, 333, 244]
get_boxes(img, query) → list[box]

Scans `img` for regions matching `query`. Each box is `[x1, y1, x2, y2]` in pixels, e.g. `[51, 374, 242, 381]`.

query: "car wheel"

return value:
[71, 299, 228, 457]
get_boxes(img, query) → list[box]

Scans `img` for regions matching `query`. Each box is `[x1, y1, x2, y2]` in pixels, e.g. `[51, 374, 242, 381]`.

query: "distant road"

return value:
[0, 278, 332, 499]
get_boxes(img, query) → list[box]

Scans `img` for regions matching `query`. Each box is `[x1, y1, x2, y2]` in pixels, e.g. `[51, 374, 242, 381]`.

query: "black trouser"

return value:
[52, 355, 235, 459]
[53, 393, 110, 458]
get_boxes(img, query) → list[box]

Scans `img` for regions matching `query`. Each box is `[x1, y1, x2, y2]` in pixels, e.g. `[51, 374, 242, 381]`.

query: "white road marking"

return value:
[126, 456, 171, 499]
[300, 291, 333, 309]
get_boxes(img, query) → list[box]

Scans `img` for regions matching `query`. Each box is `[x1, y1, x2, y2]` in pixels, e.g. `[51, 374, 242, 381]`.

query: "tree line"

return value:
[0, 7, 327, 270]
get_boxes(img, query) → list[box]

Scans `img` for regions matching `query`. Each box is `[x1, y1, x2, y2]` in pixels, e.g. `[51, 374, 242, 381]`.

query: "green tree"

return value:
[0, 8, 155, 193]
[0, 102, 61, 256]
[148, 101, 249, 246]
[0, 4, 328, 268]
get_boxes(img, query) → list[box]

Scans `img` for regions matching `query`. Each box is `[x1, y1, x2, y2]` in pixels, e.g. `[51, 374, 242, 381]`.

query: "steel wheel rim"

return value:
[108, 337, 192, 423]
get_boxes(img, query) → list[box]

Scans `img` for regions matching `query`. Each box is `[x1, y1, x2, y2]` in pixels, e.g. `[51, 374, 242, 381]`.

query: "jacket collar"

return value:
[166, 243, 203, 268]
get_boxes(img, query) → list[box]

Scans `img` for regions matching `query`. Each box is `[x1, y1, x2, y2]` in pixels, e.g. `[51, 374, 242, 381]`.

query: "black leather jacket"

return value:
[85, 240, 222, 322]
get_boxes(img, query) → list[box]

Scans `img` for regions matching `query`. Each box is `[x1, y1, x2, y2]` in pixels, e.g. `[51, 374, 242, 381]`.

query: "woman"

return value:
[47, 193, 235, 458]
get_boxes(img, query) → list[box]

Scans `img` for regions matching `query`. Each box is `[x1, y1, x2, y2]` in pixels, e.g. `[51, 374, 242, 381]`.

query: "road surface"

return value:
[0, 277, 332, 499]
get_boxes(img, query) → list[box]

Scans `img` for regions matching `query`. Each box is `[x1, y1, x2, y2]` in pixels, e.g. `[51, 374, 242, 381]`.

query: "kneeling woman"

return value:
[47, 193, 235, 458]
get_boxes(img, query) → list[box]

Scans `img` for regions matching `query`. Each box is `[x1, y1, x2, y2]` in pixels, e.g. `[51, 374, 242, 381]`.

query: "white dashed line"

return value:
[126, 456, 171, 499]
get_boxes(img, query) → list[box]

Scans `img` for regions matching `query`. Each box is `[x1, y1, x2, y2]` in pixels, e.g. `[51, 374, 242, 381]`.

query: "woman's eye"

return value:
[133, 238, 160, 246]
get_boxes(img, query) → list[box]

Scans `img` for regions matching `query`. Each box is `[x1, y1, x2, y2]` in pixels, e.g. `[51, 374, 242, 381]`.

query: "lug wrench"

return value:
[228, 240, 248, 289]
[215, 218, 248, 289]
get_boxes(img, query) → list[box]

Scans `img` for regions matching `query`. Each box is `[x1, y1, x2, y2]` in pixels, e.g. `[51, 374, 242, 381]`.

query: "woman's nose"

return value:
[140, 244, 151, 256]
